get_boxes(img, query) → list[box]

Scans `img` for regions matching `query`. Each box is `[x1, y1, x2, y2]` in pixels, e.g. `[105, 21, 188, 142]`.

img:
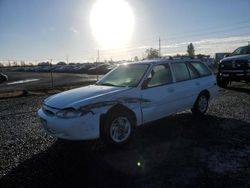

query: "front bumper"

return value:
[218, 70, 250, 81]
[37, 109, 100, 140]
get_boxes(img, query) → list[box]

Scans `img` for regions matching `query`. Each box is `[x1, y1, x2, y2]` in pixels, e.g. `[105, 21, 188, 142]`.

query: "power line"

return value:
[161, 25, 250, 42]
[159, 19, 250, 41]
[95, 20, 250, 51]
[98, 26, 250, 56]
[97, 18, 250, 52]
[159, 37, 161, 57]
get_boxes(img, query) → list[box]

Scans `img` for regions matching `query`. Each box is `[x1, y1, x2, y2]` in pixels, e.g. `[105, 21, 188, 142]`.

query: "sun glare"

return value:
[90, 0, 135, 49]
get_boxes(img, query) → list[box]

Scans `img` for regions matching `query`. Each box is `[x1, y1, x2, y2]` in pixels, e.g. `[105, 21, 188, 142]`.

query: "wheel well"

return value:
[99, 104, 137, 137]
[200, 90, 210, 99]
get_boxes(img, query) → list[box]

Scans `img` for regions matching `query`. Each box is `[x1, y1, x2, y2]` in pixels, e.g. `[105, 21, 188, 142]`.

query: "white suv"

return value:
[38, 59, 218, 146]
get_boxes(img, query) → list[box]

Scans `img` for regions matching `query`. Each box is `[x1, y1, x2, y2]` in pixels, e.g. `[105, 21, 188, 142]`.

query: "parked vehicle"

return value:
[87, 64, 110, 74]
[0, 73, 8, 83]
[217, 45, 250, 88]
[38, 59, 218, 146]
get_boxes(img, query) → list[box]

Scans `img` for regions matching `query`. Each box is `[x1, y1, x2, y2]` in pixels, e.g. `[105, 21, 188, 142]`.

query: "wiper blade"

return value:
[96, 83, 116, 86]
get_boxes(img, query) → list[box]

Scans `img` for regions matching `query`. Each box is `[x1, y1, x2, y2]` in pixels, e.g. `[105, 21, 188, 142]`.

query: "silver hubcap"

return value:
[198, 95, 208, 112]
[110, 117, 131, 143]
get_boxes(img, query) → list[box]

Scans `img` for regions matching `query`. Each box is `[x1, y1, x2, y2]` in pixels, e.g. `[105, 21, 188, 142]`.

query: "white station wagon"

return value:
[38, 59, 218, 146]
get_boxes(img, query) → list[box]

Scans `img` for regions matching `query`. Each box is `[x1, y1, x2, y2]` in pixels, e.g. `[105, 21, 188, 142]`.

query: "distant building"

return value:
[195, 54, 210, 59]
[214, 53, 231, 63]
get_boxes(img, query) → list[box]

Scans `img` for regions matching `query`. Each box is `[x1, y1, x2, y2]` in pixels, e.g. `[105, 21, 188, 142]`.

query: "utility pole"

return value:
[50, 59, 54, 89]
[248, 41, 250, 46]
[97, 50, 100, 62]
[96, 50, 100, 81]
[66, 55, 69, 64]
[159, 37, 161, 58]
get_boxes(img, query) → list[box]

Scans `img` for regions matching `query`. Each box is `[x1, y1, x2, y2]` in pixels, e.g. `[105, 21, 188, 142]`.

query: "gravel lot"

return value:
[0, 83, 250, 188]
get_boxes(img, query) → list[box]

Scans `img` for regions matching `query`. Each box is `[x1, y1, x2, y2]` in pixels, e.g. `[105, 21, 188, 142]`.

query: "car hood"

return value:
[222, 54, 250, 62]
[44, 85, 131, 109]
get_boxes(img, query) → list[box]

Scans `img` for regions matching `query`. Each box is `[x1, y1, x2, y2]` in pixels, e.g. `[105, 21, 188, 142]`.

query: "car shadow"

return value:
[227, 85, 250, 95]
[1, 113, 250, 188]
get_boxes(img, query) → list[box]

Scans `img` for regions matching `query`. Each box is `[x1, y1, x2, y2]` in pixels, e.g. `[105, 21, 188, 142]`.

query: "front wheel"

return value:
[103, 111, 135, 147]
[191, 93, 209, 116]
[217, 75, 229, 88]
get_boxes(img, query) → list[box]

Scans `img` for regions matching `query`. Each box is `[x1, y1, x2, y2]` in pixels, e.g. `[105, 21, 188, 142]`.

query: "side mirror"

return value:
[141, 79, 148, 89]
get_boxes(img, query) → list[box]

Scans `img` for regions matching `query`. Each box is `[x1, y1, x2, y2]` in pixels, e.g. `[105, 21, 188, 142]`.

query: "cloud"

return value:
[161, 35, 250, 56]
[69, 27, 79, 34]
[42, 26, 55, 33]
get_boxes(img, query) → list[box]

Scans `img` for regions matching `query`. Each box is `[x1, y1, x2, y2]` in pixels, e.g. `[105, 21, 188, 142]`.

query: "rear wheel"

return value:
[103, 110, 135, 147]
[191, 93, 209, 116]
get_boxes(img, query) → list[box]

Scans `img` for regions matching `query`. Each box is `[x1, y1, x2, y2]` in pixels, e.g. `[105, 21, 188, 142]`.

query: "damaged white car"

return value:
[38, 59, 218, 146]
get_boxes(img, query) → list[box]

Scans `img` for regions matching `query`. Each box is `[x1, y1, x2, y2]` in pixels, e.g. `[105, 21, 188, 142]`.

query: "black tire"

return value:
[103, 110, 135, 147]
[216, 75, 229, 88]
[191, 93, 209, 116]
[0, 76, 7, 83]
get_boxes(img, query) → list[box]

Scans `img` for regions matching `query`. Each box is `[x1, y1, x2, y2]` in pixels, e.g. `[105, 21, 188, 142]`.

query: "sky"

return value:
[1, 0, 250, 64]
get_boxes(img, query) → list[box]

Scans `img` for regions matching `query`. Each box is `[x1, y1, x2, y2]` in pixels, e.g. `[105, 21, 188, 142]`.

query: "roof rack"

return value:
[161, 56, 194, 60]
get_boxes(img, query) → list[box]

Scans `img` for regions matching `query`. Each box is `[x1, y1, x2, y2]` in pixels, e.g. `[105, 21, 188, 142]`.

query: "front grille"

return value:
[221, 60, 248, 70]
[42, 105, 56, 116]
[222, 61, 232, 69]
[44, 109, 54, 116]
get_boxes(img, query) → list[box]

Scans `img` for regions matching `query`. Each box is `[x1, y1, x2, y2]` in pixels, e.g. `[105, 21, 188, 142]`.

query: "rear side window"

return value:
[171, 62, 190, 82]
[191, 62, 211, 77]
[187, 63, 200, 79]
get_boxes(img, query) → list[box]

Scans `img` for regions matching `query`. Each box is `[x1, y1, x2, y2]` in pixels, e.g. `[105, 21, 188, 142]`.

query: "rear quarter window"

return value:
[171, 62, 190, 82]
[187, 63, 200, 79]
[190, 62, 211, 77]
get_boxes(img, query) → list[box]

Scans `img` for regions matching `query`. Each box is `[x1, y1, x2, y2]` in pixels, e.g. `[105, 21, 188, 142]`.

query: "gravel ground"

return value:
[0, 83, 250, 188]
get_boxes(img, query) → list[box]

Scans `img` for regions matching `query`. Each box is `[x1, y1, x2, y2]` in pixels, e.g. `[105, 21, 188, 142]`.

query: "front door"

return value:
[140, 64, 176, 123]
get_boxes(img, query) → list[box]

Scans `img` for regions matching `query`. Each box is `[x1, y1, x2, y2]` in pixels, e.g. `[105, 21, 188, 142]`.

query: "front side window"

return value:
[171, 62, 190, 82]
[190, 62, 211, 77]
[146, 64, 172, 88]
[97, 64, 149, 87]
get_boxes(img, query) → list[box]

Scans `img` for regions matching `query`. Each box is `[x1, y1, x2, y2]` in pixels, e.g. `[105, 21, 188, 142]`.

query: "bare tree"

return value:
[145, 48, 159, 59]
[12, 61, 18, 66]
[187, 43, 195, 58]
[134, 56, 139, 61]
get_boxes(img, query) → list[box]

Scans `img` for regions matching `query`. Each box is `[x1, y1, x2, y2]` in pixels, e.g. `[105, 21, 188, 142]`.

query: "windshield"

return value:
[231, 46, 250, 56]
[96, 64, 149, 87]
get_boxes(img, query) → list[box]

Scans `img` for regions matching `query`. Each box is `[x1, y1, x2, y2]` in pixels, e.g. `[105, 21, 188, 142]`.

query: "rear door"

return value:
[190, 61, 217, 98]
[169, 62, 200, 111]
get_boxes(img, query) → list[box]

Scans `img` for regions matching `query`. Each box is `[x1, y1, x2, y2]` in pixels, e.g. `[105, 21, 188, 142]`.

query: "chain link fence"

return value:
[0, 61, 115, 95]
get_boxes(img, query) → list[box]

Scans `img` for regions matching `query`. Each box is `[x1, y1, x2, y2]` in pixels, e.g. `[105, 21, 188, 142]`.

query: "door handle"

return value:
[195, 82, 200, 86]
[168, 88, 174, 92]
